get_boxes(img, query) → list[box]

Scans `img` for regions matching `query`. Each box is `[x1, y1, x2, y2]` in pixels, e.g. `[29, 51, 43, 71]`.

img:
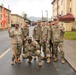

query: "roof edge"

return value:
[0, 5, 11, 12]
[11, 14, 24, 19]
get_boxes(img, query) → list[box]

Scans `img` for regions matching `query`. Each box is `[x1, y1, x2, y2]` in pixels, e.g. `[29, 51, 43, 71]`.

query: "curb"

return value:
[64, 57, 76, 72]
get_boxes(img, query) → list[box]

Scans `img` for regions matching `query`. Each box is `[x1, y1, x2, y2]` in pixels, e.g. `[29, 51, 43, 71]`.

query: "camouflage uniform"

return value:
[22, 38, 41, 62]
[59, 25, 65, 58]
[33, 25, 42, 48]
[21, 26, 29, 41]
[52, 25, 60, 57]
[21, 26, 29, 53]
[9, 28, 23, 61]
[49, 25, 54, 55]
[41, 25, 51, 58]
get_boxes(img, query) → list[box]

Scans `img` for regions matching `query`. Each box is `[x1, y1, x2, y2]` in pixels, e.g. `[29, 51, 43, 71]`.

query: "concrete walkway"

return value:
[64, 40, 76, 71]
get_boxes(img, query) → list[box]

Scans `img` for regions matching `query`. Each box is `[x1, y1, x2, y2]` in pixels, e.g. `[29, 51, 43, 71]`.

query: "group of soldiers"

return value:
[8, 18, 65, 67]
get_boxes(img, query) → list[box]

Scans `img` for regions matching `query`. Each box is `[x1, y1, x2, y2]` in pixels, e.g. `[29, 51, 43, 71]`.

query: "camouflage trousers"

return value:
[23, 38, 27, 53]
[42, 42, 51, 58]
[59, 41, 64, 58]
[49, 39, 54, 55]
[36, 40, 41, 50]
[53, 41, 64, 58]
[22, 50, 41, 62]
[53, 42, 59, 57]
[12, 43, 22, 60]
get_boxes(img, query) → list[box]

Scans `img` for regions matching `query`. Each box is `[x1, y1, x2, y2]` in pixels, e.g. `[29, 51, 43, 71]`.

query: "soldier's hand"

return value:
[34, 40, 38, 45]
[46, 41, 49, 44]
[24, 38, 27, 41]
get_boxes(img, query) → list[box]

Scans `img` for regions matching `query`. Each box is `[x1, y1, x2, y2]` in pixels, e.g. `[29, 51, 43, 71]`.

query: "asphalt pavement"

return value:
[0, 26, 76, 75]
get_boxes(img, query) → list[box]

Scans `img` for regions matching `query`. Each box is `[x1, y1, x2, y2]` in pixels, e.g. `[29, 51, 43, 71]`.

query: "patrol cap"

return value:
[37, 20, 41, 23]
[42, 19, 46, 22]
[48, 20, 52, 23]
[53, 17, 59, 21]
[25, 20, 29, 23]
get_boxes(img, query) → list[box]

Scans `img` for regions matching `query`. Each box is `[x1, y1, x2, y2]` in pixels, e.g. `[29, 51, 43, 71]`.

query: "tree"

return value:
[21, 11, 27, 20]
[21, 11, 31, 24]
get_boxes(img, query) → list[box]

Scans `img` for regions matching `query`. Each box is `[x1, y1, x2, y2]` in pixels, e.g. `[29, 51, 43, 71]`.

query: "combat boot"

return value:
[11, 60, 14, 65]
[61, 58, 65, 64]
[54, 57, 58, 62]
[38, 61, 42, 67]
[47, 58, 51, 63]
[18, 57, 20, 61]
[34, 56, 36, 60]
[28, 57, 32, 64]
[11, 55, 15, 65]
[15, 59, 21, 64]
[52, 55, 55, 59]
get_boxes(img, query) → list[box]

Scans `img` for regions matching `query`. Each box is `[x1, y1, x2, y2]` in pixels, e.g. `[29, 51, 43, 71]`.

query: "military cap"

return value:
[25, 20, 29, 23]
[48, 20, 52, 23]
[42, 19, 46, 22]
[37, 20, 41, 22]
[53, 17, 59, 21]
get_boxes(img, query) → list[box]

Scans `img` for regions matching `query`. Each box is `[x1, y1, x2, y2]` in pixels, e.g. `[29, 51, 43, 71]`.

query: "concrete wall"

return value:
[11, 15, 24, 26]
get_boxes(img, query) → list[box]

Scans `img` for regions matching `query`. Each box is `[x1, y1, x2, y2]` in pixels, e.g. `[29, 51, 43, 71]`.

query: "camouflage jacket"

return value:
[21, 26, 29, 40]
[51, 25, 60, 43]
[24, 41, 40, 52]
[41, 25, 50, 42]
[9, 28, 23, 44]
[59, 25, 65, 42]
[33, 25, 42, 40]
[49, 25, 52, 40]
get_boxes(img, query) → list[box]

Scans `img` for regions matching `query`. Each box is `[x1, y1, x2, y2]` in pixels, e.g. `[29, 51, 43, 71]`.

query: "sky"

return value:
[0, 0, 53, 18]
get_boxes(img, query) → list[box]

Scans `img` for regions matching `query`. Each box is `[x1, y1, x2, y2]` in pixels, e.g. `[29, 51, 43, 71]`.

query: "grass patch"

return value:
[64, 31, 76, 40]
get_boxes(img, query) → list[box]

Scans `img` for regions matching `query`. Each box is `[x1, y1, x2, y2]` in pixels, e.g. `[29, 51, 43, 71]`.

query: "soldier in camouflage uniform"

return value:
[8, 23, 23, 65]
[41, 20, 51, 63]
[48, 20, 54, 58]
[21, 20, 29, 54]
[51, 19, 60, 62]
[22, 37, 42, 67]
[59, 24, 65, 64]
[33, 20, 42, 60]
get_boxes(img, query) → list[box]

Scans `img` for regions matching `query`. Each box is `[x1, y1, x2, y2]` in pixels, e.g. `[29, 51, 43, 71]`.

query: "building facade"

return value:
[0, 5, 11, 29]
[52, 0, 76, 31]
[11, 14, 24, 26]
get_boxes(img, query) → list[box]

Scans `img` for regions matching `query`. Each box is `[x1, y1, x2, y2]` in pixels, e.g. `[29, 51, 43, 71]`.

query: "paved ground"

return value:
[64, 40, 76, 71]
[0, 30, 11, 55]
[0, 26, 76, 75]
